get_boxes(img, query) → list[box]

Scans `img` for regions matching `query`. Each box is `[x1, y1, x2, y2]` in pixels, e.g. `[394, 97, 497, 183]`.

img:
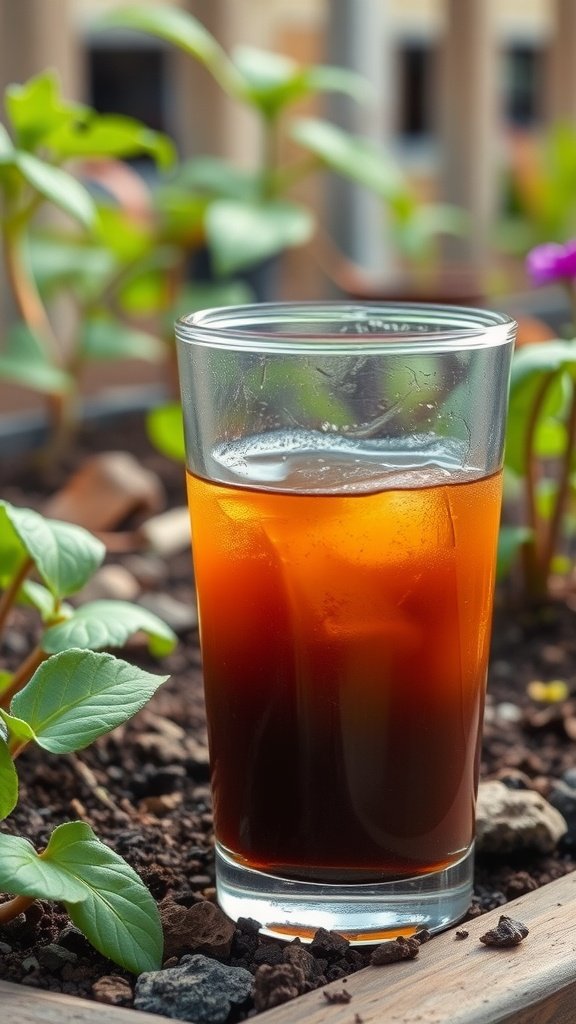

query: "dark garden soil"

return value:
[1, 411, 576, 1013]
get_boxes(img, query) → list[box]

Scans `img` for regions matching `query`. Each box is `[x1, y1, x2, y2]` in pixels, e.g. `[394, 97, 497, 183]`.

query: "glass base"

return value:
[215, 842, 473, 943]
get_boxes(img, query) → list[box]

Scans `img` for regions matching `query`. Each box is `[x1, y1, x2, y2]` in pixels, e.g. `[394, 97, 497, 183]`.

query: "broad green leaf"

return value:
[146, 403, 185, 463]
[95, 205, 153, 262]
[291, 118, 407, 200]
[0, 830, 87, 903]
[11, 649, 168, 753]
[42, 601, 176, 656]
[29, 233, 116, 300]
[497, 525, 533, 580]
[0, 710, 36, 746]
[80, 319, 163, 363]
[48, 114, 175, 169]
[232, 46, 309, 115]
[0, 322, 72, 395]
[98, 4, 242, 96]
[173, 157, 257, 201]
[505, 344, 576, 475]
[15, 152, 96, 229]
[0, 822, 163, 973]
[18, 580, 65, 622]
[0, 738, 17, 820]
[53, 822, 163, 973]
[5, 71, 82, 150]
[0, 500, 105, 598]
[206, 198, 314, 276]
[305, 65, 371, 103]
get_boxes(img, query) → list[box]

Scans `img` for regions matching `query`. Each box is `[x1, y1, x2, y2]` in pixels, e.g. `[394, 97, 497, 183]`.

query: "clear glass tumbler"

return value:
[176, 303, 516, 941]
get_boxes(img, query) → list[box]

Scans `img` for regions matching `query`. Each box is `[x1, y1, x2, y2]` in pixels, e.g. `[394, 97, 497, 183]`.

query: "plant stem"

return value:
[2, 220, 62, 364]
[0, 645, 47, 710]
[0, 895, 35, 924]
[523, 371, 556, 599]
[542, 381, 576, 582]
[0, 557, 33, 646]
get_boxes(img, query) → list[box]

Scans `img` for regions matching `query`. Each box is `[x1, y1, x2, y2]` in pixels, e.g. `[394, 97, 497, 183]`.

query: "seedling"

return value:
[0, 500, 177, 973]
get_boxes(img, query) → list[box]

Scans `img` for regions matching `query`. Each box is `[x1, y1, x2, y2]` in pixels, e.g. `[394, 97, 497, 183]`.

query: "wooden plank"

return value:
[0, 982, 183, 1024]
[260, 870, 576, 1024]
[1, 871, 575, 1024]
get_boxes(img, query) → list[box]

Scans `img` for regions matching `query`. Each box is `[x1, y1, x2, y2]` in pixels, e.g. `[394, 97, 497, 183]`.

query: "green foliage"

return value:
[206, 198, 314, 276]
[502, 336, 576, 596]
[0, 823, 162, 973]
[0, 501, 171, 972]
[146, 403, 186, 462]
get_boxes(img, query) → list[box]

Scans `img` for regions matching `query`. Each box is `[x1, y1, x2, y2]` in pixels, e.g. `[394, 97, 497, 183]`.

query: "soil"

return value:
[1, 411, 576, 1013]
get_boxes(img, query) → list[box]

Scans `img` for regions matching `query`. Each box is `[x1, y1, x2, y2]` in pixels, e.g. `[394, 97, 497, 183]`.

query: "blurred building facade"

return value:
[0, 0, 573, 277]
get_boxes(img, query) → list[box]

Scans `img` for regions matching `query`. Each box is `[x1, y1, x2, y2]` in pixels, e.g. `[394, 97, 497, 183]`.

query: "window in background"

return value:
[88, 45, 169, 135]
[504, 45, 543, 127]
[397, 41, 436, 141]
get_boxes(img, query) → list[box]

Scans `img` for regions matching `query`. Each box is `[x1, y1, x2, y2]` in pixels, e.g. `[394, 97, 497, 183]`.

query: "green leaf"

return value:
[11, 649, 168, 753]
[98, 4, 242, 96]
[535, 419, 568, 459]
[536, 478, 559, 521]
[48, 114, 175, 169]
[0, 500, 105, 598]
[0, 322, 72, 395]
[146, 403, 186, 463]
[17, 580, 60, 621]
[0, 830, 88, 903]
[206, 198, 314, 276]
[497, 525, 533, 580]
[173, 157, 257, 201]
[305, 65, 371, 103]
[0, 822, 163, 973]
[0, 672, 13, 698]
[5, 71, 83, 150]
[42, 601, 177, 657]
[0, 738, 18, 820]
[0, 710, 36, 746]
[505, 343, 576, 475]
[15, 152, 96, 229]
[232, 46, 308, 115]
[0, 122, 14, 160]
[291, 117, 407, 200]
[80, 318, 163, 363]
[29, 232, 116, 300]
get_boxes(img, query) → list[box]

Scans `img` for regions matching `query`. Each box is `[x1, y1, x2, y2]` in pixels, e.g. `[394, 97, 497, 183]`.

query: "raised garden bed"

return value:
[1, 412, 576, 1023]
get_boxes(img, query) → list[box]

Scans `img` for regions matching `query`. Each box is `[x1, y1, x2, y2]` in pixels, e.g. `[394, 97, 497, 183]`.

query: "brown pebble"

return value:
[479, 915, 529, 948]
[414, 928, 432, 944]
[323, 988, 352, 1004]
[159, 898, 235, 958]
[91, 975, 133, 1006]
[370, 935, 420, 965]
[455, 929, 469, 940]
[254, 963, 306, 1011]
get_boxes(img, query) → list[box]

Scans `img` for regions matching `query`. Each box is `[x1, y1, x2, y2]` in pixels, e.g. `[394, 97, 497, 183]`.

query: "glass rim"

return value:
[175, 301, 517, 356]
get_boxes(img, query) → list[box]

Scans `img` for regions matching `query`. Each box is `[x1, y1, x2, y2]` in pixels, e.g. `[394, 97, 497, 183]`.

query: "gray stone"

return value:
[549, 780, 576, 838]
[562, 767, 576, 789]
[37, 943, 78, 971]
[476, 780, 568, 854]
[138, 507, 192, 558]
[78, 564, 140, 603]
[134, 954, 253, 1023]
[0, 940, 12, 954]
[139, 593, 198, 634]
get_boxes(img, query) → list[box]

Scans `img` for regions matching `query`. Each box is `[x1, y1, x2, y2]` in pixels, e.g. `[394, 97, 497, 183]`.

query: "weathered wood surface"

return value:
[1, 870, 575, 1024]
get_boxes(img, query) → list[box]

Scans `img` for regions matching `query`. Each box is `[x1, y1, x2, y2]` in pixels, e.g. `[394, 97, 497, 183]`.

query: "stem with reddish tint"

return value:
[0, 646, 47, 710]
[0, 557, 33, 646]
[0, 895, 35, 924]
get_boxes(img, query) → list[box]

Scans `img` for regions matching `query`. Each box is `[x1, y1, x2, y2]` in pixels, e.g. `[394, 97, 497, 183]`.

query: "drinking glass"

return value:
[176, 303, 516, 941]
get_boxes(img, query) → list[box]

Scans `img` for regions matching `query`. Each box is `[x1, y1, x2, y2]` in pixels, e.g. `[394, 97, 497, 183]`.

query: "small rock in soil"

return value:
[454, 929, 469, 940]
[323, 987, 352, 1004]
[138, 507, 192, 557]
[370, 936, 420, 965]
[36, 944, 78, 971]
[476, 780, 568, 853]
[253, 963, 306, 1011]
[92, 975, 133, 1006]
[76, 564, 140, 603]
[479, 915, 529, 948]
[134, 954, 253, 1023]
[309, 928, 350, 960]
[413, 928, 432, 944]
[139, 592, 198, 634]
[56, 924, 95, 956]
[284, 943, 326, 987]
[160, 899, 235, 959]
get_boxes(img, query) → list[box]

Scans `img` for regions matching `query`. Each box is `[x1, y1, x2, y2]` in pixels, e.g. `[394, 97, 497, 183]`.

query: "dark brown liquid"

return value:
[187, 467, 502, 882]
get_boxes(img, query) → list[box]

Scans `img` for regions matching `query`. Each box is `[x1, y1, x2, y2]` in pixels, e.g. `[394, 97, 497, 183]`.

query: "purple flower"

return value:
[526, 240, 576, 286]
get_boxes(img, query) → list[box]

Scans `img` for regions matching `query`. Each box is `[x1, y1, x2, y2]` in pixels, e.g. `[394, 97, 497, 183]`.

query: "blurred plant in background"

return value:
[500, 239, 576, 602]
